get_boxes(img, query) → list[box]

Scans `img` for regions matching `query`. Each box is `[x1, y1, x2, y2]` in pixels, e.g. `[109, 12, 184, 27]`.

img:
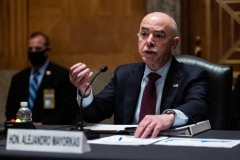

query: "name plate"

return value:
[6, 129, 91, 154]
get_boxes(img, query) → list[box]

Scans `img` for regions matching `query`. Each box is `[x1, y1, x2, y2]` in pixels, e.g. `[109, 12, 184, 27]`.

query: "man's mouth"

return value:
[143, 50, 156, 54]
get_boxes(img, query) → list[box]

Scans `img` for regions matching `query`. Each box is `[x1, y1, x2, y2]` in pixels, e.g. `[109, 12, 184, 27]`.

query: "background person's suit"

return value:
[83, 56, 209, 124]
[5, 62, 77, 125]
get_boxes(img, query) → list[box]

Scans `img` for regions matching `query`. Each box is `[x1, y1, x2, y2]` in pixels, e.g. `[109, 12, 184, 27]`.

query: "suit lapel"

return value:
[123, 63, 145, 124]
[23, 68, 31, 100]
[160, 56, 183, 113]
[38, 62, 53, 90]
[35, 62, 53, 101]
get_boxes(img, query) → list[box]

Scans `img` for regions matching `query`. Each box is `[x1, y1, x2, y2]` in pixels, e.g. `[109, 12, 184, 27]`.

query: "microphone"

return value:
[70, 66, 108, 140]
[79, 65, 108, 129]
[80, 65, 108, 105]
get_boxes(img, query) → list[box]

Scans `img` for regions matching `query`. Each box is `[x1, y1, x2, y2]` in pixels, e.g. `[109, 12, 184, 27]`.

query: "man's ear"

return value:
[46, 46, 51, 52]
[171, 37, 180, 50]
[45, 46, 51, 56]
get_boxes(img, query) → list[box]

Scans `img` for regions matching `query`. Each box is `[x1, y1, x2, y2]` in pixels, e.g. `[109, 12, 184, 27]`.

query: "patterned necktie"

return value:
[139, 72, 161, 123]
[28, 70, 40, 110]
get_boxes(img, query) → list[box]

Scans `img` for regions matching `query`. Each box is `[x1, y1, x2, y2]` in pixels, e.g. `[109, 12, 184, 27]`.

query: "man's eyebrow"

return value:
[140, 26, 149, 30]
[140, 27, 165, 34]
[155, 30, 165, 34]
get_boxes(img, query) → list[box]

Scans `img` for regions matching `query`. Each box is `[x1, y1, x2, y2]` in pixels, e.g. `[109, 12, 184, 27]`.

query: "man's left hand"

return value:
[134, 114, 174, 138]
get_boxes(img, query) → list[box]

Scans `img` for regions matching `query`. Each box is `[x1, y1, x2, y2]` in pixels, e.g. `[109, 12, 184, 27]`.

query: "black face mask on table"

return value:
[28, 49, 48, 66]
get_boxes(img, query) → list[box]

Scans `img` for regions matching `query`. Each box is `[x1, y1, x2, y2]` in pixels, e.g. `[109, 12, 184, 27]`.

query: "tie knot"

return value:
[33, 70, 40, 76]
[148, 72, 161, 84]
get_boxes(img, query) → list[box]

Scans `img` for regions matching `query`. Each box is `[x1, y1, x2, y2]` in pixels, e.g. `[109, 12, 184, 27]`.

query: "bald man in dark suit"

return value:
[69, 12, 209, 138]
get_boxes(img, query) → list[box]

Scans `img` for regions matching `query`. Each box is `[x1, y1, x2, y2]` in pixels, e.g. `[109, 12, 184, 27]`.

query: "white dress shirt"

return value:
[29, 60, 49, 87]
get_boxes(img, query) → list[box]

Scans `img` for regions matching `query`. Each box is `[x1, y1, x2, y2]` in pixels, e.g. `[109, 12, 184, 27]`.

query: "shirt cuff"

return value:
[76, 89, 94, 108]
[163, 109, 188, 127]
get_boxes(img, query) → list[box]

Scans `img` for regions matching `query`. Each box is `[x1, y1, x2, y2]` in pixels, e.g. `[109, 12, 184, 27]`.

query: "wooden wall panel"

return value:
[0, 0, 28, 69]
[181, 0, 240, 84]
[0, 0, 146, 70]
[181, 0, 207, 59]
[213, 0, 240, 81]
[28, 0, 146, 70]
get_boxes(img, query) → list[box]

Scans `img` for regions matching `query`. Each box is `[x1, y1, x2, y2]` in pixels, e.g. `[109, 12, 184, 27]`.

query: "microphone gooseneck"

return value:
[78, 66, 108, 131]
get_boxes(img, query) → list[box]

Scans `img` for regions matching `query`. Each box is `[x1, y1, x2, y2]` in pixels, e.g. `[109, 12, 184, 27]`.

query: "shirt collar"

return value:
[31, 60, 50, 75]
[143, 58, 172, 80]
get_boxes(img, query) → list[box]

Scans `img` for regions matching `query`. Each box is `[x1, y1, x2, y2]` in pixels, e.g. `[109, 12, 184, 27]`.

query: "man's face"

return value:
[28, 35, 49, 67]
[138, 13, 179, 70]
[28, 36, 47, 53]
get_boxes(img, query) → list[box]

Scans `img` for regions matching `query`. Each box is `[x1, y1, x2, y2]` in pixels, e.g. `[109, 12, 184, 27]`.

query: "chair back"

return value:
[175, 55, 232, 130]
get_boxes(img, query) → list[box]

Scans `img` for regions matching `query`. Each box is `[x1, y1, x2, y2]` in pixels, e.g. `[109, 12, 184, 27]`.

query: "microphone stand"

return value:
[69, 66, 108, 140]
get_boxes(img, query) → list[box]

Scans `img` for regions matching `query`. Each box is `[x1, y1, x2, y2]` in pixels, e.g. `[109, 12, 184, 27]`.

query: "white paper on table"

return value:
[84, 124, 138, 132]
[88, 135, 168, 146]
[154, 138, 240, 148]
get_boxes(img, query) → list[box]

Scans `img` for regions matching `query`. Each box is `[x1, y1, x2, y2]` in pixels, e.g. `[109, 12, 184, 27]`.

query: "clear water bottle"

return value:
[16, 102, 32, 122]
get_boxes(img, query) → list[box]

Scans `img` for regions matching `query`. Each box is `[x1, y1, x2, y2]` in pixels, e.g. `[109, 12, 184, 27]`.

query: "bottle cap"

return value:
[20, 102, 28, 107]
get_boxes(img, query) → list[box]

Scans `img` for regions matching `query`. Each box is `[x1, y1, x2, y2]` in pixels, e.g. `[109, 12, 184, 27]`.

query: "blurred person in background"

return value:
[5, 32, 77, 125]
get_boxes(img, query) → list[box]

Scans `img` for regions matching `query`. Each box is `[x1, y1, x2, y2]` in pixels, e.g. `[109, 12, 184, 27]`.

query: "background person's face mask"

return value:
[28, 49, 48, 66]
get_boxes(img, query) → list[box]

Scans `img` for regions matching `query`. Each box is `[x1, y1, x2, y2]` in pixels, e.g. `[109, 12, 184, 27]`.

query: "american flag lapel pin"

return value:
[173, 84, 178, 88]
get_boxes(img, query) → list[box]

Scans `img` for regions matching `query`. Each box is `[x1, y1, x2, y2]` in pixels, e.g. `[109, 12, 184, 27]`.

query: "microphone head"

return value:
[100, 66, 108, 72]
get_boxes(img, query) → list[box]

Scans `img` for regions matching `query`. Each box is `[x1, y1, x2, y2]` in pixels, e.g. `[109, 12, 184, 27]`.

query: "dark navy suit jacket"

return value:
[5, 62, 77, 125]
[84, 56, 209, 124]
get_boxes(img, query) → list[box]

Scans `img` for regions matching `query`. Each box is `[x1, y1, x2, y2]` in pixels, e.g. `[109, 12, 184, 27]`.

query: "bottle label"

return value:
[43, 89, 55, 109]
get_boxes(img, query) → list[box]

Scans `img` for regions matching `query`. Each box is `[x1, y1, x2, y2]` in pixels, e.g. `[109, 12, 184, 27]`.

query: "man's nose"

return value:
[32, 48, 37, 52]
[146, 34, 155, 47]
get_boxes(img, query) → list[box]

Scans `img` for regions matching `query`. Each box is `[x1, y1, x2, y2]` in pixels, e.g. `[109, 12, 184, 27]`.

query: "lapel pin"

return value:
[173, 84, 178, 88]
[46, 70, 51, 75]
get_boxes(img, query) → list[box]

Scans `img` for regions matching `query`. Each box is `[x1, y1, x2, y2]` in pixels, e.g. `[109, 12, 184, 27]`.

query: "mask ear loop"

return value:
[45, 46, 51, 52]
